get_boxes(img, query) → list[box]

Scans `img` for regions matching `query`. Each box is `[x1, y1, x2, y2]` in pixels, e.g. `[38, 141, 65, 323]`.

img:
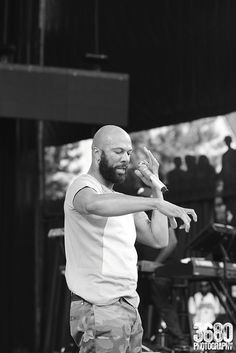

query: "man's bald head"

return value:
[92, 125, 131, 150]
[89, 125, 133, 185]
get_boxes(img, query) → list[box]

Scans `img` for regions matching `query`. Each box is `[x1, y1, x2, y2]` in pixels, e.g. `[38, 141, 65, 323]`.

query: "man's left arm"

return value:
[133, 147, 195, 247]
[134, 186, 169, 248]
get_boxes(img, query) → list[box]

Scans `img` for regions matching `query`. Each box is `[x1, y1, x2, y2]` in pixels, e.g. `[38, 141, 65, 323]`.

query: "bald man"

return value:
[64, 125, 197, 353]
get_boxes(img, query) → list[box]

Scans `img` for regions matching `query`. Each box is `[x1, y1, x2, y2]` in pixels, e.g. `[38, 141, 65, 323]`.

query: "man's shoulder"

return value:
[69, 173, 94, 186]
[65, 174, 102, 208]
[68, 174, 102, 194]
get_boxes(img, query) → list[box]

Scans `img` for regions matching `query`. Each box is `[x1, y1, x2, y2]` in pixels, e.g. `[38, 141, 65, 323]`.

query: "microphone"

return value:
[138, 162, 168, 193]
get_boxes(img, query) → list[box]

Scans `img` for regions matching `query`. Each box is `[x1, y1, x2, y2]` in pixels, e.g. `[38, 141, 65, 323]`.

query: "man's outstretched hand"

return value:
[157, 199, 197, 233]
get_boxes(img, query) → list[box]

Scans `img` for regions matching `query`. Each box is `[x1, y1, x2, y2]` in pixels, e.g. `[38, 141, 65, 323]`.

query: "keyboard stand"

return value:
[211, 279, 236, 325]
[211, 242, 236, 325]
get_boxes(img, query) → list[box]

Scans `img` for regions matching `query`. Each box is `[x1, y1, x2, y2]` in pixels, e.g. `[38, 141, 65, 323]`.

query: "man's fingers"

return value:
[135, 169, 151, 186]
[138, 159, 149, 169]
[135, 169, 145, 180]
[179, 208, 197, 232]
[179, 223, 190, 232]
[159, 201, 197, 232]
[142, 160, 149, 167]
[144, 147, 160, 167]
[179, 221, 190, 233]
[168, 216, 177, 229]
[136, 165, 149, 180]
[149, 150, 159, 165]
[179, 212, 192, 232]
[184, 208, 198, 222]
[143, 147, 151, 165]
[147, 149, 155, 166]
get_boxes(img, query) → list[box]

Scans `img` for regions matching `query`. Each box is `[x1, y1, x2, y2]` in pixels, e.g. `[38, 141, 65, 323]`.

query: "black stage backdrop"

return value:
[1, 1, 236, 144]
[1, 1, 236, 351]
[44, 0, 236, 137]
[0, 118, 37, 351]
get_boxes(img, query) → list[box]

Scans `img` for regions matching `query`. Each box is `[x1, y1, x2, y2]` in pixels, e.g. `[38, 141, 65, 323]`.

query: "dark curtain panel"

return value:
[0, 119, 16, 350]
[0, 118, 37, 352]
[0, 0, 39, 64]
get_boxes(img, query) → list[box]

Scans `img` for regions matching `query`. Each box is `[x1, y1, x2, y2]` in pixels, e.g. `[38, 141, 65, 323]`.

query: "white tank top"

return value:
[64, 174, 139, 307]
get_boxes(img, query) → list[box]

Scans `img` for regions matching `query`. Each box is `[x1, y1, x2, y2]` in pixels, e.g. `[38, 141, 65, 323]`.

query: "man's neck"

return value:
[88, 168, 114, 190]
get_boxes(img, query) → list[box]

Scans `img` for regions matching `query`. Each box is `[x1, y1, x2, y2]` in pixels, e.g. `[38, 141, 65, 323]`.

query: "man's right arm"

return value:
[73, 187, 197, 232]
[74, 187, 160, 216]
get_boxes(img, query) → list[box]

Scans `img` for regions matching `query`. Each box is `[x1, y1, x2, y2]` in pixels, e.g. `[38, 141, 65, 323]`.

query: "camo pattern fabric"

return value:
[70, 297, 143, 353]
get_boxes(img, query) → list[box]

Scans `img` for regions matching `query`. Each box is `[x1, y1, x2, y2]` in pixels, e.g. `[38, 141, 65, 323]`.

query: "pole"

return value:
[35, 0, 46, 351]
[39, 0, 46, 66]
[94, 0, 99, 54]
[3, 0, 9, 44]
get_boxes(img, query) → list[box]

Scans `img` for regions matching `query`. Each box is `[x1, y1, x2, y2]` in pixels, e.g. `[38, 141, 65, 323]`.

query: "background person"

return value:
[220, 135, 236, 226]
[137, 227, 188, 349]
[188, 281, 225, 331]
[150, 227, 188, 349]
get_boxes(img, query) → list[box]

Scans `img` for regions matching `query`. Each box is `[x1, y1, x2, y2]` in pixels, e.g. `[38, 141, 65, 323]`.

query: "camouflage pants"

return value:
[70, 296, 143, 353]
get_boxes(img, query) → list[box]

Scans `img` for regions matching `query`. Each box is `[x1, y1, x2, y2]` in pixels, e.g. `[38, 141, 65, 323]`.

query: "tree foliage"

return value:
[45, 116, 230, 199]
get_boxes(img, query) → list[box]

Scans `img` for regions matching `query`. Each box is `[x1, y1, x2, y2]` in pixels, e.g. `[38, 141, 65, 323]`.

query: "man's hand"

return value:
[151, 261, 163, 271]
[135, 147, 160, 187]
[143, 146, 160, 176]
[138, 260, 163, 272]
[134, 147, 197, 232]
[156, 199, 197, 233]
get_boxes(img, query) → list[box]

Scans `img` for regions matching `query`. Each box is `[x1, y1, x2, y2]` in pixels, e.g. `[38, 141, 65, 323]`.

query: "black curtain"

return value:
[0, 119, 16, 350]
[0, 118, 37, 352]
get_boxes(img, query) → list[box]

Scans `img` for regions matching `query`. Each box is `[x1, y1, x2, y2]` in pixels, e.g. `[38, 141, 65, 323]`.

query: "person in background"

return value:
[167, 157, 186, 189]
[220, 135, 236, 226]
[188, 281, 225, 331]
[197, 155, 216, 197]
[184, 155, 198, 200]
[148, 227, 189, 349]
[166, 157, 186, 202]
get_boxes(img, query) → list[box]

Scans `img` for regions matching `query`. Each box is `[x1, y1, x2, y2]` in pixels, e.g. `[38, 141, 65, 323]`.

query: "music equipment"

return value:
[187, 222, 236, 255]
[138, 258, 236, 280]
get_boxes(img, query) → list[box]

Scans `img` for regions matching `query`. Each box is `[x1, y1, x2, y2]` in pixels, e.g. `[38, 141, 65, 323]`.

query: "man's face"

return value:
[99, 147, 132, 184]
[200, 281, 211, 295]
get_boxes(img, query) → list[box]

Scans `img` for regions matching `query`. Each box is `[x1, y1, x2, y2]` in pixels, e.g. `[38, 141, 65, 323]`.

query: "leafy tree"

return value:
[44, 116, 230, 199]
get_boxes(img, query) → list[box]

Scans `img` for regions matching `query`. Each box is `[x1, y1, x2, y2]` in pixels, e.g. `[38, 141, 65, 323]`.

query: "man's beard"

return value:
[99, 151, 127, 184]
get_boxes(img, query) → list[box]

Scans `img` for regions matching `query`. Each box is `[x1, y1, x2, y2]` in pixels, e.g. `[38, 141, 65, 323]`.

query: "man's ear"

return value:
[92, 147, 101, 163]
